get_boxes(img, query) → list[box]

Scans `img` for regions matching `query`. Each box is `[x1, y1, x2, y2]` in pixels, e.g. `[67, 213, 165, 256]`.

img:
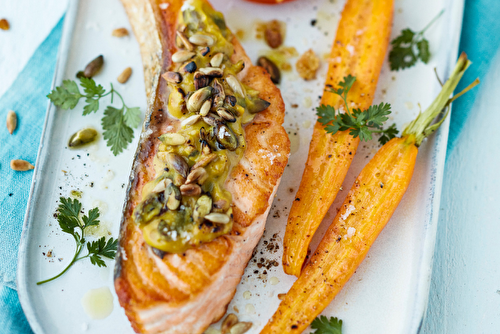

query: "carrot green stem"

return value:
[402, 53, 478, 146]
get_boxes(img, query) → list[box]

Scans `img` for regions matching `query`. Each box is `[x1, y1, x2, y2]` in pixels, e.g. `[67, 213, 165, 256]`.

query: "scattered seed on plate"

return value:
[264, 20, 284, 49]
[296, 49, 320, 80]
[83, 55, 104, 78]
[257, 56, 281, 84]
[117, 67, 132, 83]
[112, 27, 129, 37]
[10, 159, 34, 171]
[6, 110, 17, 134]
[0, 18, 10, 31]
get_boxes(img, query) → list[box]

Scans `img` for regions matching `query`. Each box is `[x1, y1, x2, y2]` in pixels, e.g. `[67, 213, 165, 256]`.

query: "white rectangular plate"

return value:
[17, 0, 464, 333]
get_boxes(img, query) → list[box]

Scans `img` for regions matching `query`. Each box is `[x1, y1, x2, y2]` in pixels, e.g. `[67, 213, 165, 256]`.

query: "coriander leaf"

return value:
[47, 80, 83, 110]
[310, 315, 343, 334]
[124, 106, 142, 128]
[378, 123, 399, 145]
[80, 77, 105, 97]
[82, 207, 100, 228]
[83, 96, 100, 115]
[102, 106, 134, 156]
[417, 39, 431, 63]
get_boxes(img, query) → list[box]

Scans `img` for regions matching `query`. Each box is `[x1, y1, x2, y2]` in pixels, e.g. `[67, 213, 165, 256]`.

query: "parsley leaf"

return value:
[389, 10, 443, 71]
[47, 77, 141, 155]
[317, 76, 398, 145]
[310, 316, 343, 334]
[102, 106, 135, 156]
[37, 197, 119, 285]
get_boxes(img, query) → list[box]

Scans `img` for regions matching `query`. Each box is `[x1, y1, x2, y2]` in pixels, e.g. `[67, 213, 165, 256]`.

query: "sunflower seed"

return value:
[112, 27, 129, 37]
[192, 153, 217, 169]
[68, 128, 98, 147]
[216, 107, 236, 122]
[162, 71, 182, 84]
[180, 61, 197, 73]
[194, 72, 210, 90]
[200, 46, 210, 56]
[257, 56, 281, 84]
[181, 114, 200, 127]
[221, 314, 239, 334]
[187, 87, 213, 112]
[165, 183, 182, 210]
[10, 159, 34, 171]
[186, 167, 208, 185]
[202, 115, 217, 127]
[159, 133, 185, 145]
[189, 33, 215, 46]
[83, 55, 104, 78]
[204, 213, 230, 224]
[212, 79, 225, 108]
[230, 322, 252, 334]
[180, 183, 201, 197]
[200, 99, 212, 116]
[176, 30, 194, 51]
[6, 110, 17, 134]
[199, 67, 224, 77]
[226, 75, 245, 97]
[152, 178, 172, 193]
[117, 67, 132, 83]
[210, 53, 224, 67]
[0, 19, 10, 31]
[193, 195, 212, 223]
[172, 50, 196, 63]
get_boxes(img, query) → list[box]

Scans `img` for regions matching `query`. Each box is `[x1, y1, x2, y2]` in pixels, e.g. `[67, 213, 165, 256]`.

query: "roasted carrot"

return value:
[283, 0, 394, 277]
[262, 53, 477, 334]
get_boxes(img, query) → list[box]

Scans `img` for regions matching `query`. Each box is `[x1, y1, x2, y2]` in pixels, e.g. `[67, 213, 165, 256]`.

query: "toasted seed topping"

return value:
[192, 153, 217, 169]
[186, 167, 208, 185]
[162, 71, 183, 84]
[172, 50, 196, 63]
[189, 33, 215, 46]
[180, 183, 202, 197]
[194, 72, 210, 90]
[187, 87, 213, 112]
[226, 75, 245, 97]
[193, 195, 212, 223]
[200, 46, 210, 56]
[83, 55, 104, 78]
[117, 67, 133, 84]
[166, 183, 182, 210]
[210, 53, 224, 67]
[160, 133, 186, 145]
[204, 213, 230, 224]
[152, 178, 172, 193]
[221, 314, 239, 334]
[112, 27, 129, 37]
[10, 159, 34, 171]
[176, 30, 194, 51]
[202, 115, 217, 127]
[215, 122, 238, 151]
[160, 152, 190, 178]
[216, 107, 236, 122]
[181, 114, 201, 127]
[225, 95, 237, 107]
[229, 322, 252, 334]
[180, 61, 197, 73]
[200, 99, 212, 116]
[199, 67, 224, 77]
[6, 110, 17, 135]
[264, 20, 284, 49]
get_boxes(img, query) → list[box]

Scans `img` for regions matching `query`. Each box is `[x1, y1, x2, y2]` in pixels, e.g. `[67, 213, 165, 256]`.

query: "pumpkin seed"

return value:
[117, 67, 132, 84]
[152, 178, 171, 193]
[6, 110, 17, 135]
[187, 87, 213, 112]
[181, 114, 201, 128]
[180, 183, 201, 197]
[134, 192, 164, 224]
[186, 167, 208, 185]
[226, 75, 245, 97]
[230, 322, 252, 334]
[159, 133, 186, 146]
[189, 33, 215, 46]
[180, 61, 197, 74]
[160, 152, 189, 178]
[225, 95, 237, 107]
[221, 314, 239, 334]
[162, 71, 182, 84]
[215, 122, 238, 150]
[68, 128, 98, 148]
[257, 56, 281, 84]
[200, 99, 212, 116]
[176, 30, 194, 51]
[192, 153, 217, 169]
[216, 107, 236, 122]
[199, 67, 224, 77]
[210, 53, 224, 68]
[193, 194, 212, 223]
[165, 183, 182, 210]
[172, 50, 196, 63]
[112, 27, 129, 37]
[194, 72, 210, 90]
[10, 159, 34, 171]
[247, 97, 271, 114]
[83, 55, 104, 78]
[204, 213, 230, 224]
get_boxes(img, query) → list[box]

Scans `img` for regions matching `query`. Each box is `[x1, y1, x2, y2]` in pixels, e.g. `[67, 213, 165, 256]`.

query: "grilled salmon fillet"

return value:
[114, 0, 290, 333]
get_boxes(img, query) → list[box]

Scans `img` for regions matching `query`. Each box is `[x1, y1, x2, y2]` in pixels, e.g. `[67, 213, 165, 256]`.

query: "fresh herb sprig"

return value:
[310, 316, 343, 334]
[47, 77, 141, 155]
[317, 75, 398, 145]
[37, 197, 118, 285]
[389, 10, 444, 71]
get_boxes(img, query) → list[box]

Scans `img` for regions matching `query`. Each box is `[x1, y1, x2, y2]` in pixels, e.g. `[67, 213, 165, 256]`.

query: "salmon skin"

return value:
[114, 0, 290, 333]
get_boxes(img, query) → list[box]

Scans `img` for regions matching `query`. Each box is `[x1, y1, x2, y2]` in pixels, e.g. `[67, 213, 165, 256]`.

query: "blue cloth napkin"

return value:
[0, 16, 64, 334]
[1, 0, 500, 332]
